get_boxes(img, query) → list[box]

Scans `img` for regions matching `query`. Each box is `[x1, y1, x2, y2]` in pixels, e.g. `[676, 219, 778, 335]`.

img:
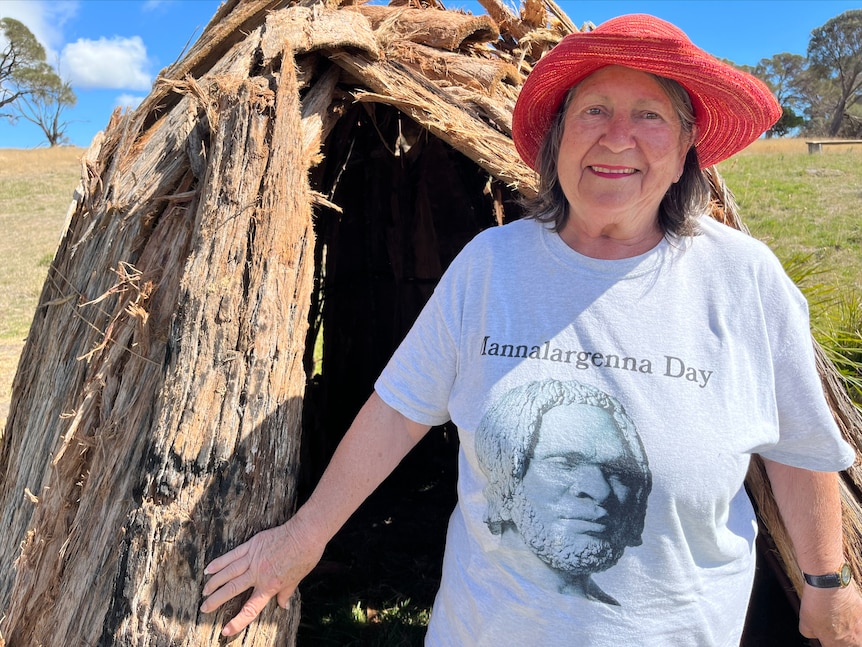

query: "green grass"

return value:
[718, 144, 862, 299]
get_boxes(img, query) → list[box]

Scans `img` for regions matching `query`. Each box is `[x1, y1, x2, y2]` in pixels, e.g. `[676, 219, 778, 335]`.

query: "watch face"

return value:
[840, 563, 852, 587]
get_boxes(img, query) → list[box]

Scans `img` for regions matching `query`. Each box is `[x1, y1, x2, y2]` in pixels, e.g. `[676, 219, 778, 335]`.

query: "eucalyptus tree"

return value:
[807, 9, 862, 136]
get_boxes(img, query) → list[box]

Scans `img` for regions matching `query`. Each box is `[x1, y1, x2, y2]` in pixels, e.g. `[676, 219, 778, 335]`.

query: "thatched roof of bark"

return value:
[0, 0, 860, 644]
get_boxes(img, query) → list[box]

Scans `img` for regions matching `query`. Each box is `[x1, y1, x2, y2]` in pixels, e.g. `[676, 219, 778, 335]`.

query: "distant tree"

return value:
[755, 53, 807, 112]
[0, 17, 47, 114]
[796, 70, 842, 136]
[807, 9, 862, 136]
[16, 75, 76, 146]
[770, 105, 805, 137]
[0, 17, 77, 146]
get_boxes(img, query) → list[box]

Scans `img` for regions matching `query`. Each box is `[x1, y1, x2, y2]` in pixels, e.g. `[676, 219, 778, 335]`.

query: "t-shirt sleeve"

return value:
[752, 260, 856, 471]
[374, 258, 463, 427]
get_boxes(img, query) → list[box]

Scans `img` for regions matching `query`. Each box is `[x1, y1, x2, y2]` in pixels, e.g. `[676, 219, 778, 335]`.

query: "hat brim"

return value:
[513, 15, 782, 170]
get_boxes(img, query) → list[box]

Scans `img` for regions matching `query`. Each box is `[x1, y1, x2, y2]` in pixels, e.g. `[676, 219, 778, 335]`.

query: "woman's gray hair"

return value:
[522, 73, 711, 238]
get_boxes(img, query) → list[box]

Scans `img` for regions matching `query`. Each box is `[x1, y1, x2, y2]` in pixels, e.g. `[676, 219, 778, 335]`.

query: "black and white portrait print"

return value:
[475, 378, 652, 605]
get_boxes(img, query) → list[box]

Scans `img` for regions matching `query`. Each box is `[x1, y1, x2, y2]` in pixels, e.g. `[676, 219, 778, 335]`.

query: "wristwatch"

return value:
[803, 563, 853, 588]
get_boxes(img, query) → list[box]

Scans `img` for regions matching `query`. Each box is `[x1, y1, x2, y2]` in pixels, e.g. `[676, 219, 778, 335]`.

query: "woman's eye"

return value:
[642, 111, 666, 121]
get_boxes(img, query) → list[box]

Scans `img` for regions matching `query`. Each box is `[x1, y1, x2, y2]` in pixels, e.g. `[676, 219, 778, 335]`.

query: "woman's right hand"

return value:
[200, 518, 324, 637]
[199, 393, 430, 637]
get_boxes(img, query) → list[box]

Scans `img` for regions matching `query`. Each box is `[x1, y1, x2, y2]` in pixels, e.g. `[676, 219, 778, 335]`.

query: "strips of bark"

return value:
[392, 40, 521, 95]
[352, 4, 499, 50]
[445, 85, 515, 135]
[260, 4, 379, 68]
[475, 0, 525, 40]
[0, 29, 312, 647]
[330, 50, 538, 196]
[301, 63, 346, 165]
[134, 0, 285, 123]
[521, 0, 546, 30]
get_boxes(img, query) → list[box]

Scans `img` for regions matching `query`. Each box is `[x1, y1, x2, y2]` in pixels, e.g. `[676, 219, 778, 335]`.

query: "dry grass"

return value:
[0, 147, 84, 426]
[739, 137, 862, 155]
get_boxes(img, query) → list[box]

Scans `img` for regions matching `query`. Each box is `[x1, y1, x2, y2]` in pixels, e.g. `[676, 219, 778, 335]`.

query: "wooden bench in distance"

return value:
[806, 139, 862, 153]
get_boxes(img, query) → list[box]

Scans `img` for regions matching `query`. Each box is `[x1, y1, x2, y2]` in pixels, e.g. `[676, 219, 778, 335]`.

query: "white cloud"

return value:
[115, 94, 146, 109]
[61, 36, 152, 90]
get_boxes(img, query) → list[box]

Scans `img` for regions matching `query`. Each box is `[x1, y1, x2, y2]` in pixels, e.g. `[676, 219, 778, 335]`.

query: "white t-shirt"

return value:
[375, 216, 855, 646]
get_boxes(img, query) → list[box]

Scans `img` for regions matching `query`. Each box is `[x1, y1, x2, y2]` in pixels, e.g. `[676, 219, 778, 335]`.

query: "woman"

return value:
[200, 14, 862, 645]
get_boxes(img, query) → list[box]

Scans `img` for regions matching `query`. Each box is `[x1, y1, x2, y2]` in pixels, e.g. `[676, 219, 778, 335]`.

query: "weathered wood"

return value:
[330, 50, 538, 196]
[0, 85, 201, 620]
[521, 0, 547, 29]
[301, 63, 347, 165]
[442, 85, 516, 135]
[352, 4, 499, 50]
[0, 17, 313, 647]
[806, 139, 862, 153]
[475, 0, 525, 40]
[392, 40, 521, 94]
[261, 4, 380, 67]
[135, 0, 286, 127]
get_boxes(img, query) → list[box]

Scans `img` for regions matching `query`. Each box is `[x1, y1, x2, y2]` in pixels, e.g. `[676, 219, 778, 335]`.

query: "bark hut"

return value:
[0, 1, 859, 646]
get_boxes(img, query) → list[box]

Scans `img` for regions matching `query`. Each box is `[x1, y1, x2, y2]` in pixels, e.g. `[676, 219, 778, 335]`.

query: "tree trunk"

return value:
[828, 94, 848, 136]
[0, 23, 313, 647]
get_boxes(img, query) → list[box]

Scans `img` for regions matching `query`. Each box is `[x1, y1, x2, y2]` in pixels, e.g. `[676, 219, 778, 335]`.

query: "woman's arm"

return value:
[200, 391, 432, 637]
[762, 459, 862, 646]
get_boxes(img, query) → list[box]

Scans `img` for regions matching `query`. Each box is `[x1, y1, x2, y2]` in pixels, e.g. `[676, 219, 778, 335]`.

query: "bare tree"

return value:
[15, 75, 76, 146]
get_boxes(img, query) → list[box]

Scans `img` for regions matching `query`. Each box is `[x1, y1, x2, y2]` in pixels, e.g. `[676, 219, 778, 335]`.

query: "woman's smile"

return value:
[588, 165, 638, 178]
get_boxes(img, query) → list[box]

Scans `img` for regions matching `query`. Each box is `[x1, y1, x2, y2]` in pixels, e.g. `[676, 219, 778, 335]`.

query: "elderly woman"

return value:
[201, 14, 861, 646]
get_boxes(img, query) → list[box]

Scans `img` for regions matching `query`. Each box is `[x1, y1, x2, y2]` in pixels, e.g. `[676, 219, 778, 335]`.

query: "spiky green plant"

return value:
[784, 254, 862, 405]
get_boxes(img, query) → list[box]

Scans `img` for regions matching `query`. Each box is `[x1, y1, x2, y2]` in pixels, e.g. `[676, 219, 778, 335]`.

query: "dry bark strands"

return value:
[351, 4, 499, 50]
[332, 50, 538, 195]
[392, 40, 521, 95]
[0, 33, 312, 647]
[134, 0, 286, 129]
[260, 4, 380, 66]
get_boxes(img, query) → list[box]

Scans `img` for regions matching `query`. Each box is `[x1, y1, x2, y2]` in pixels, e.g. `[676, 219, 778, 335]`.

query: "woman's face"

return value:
[556, 66, 693, 243]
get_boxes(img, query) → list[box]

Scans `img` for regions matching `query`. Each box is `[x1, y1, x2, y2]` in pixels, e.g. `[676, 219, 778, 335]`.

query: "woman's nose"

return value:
[600, 116, 636, 152]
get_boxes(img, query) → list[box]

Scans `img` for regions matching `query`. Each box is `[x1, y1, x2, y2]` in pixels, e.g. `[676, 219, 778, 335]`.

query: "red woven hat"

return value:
[512, 14, 782, 170]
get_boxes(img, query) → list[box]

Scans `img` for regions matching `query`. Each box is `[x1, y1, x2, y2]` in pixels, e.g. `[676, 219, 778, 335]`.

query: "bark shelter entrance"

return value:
[0, 1, 860, 645]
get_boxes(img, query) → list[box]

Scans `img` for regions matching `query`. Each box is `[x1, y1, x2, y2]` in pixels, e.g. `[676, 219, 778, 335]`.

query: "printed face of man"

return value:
[511, 403, 639, 576]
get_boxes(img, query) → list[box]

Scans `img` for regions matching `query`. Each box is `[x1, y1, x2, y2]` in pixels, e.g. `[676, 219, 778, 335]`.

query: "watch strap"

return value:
[803, 563, 852, 588]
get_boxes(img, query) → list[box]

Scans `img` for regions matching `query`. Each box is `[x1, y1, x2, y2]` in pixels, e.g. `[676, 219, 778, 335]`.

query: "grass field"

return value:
[720, 138, 862, 297]
[0, 147, 83, 426]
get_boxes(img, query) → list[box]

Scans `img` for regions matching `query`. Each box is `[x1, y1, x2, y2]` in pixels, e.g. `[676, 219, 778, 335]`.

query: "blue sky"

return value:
[1, 0, 859, 148]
